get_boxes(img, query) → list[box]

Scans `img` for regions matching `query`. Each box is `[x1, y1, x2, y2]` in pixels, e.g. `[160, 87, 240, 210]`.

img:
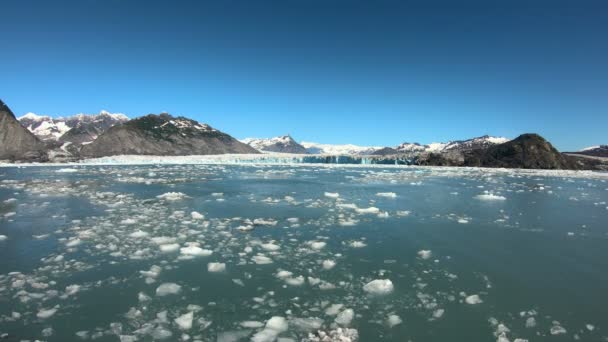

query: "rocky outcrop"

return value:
[80, 113, 259, 157]
[0, 100, 48, 161]
[464, 134, 590, 169]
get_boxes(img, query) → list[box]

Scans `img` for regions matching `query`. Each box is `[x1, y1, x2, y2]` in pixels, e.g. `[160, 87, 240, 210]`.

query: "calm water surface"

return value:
[0, 164, 607, 342]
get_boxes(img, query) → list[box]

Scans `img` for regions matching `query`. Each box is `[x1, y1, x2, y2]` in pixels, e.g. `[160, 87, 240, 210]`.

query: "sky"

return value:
[1, 0, 607, 151]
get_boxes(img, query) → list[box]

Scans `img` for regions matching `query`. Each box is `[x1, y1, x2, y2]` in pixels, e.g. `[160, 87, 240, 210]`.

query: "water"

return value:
[1, 164, 607, 342]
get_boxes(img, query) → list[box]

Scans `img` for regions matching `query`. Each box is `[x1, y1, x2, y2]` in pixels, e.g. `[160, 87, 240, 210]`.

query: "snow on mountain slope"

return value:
[18, 113, 71, 140]
[241, 135, 308, 154]
[19, 111, 129, 142]
[300, 141, 383, 155]
[395, 135, 508, 155]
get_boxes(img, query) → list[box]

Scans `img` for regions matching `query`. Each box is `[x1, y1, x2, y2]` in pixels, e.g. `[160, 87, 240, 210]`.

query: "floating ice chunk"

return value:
[433, 309, 445, 319]
[322, 260, 336, 270]
[37, 306, 59, 319]
[387, 314, 402, 327]
[174, 312, 194, 330]
[285, 276, 305, 286]
[355, 207, 380, 214]
[253, 218, 278, 226]
[120, 218, 137, 225]
[457, 218, 469, 224]
[338, 218, 359, 226]
[291, 317, 324, 332]
[550, 323, 567, 335]
[335, 309, 354, 326]
[129, 230, 149, 238]
[208, 262, 226, 272]
[475, 192, 506, 201]
[56, 168, 79, 173]
[160, 243, 180, 253]
[417, 250, 432, 260]
[0, 235, 7, 241]
[586, 324, 594, 331]
[191, 211, 204, 220]
[151, 327, 173, 340]
[252, 316, 289, 342]
[525, 317, 536, 328]
[157, 192, 188, 201]
[325, 304, 344, 316]
[308, 241, 327, 250]
[65, 284, 80, 296]
[138, 292, 151, 302]
[396, 210, 411, 217]
[465, 294, 483, 304]
[66, 238, 82, 247]
[252, 254, 273, 265]
[349, 241, 367, 248]
[151, 236, 176, 245]
[363, 279, 394, 295]
[156, 283, 182, 296]
[241, 321, 265, 328]
[324, 192, 340, 199]
[261, 242, 281, 251]
[376, 192, 397, 198]
[180, 246, 213, 257]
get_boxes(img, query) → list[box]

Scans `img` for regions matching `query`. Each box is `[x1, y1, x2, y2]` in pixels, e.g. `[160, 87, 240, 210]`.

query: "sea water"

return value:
[0, 164, 607, 341]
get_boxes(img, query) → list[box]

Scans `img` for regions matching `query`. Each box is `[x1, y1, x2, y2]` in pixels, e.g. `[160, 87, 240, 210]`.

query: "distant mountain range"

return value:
[0, 99, 605, 170]
[18, 111, 129, 143]
[242, 135, 510, 156]
[567, 145, 608, 158]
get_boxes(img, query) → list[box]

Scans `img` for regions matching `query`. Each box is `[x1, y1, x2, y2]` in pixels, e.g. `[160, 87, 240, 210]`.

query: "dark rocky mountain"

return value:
[417, 133, 600, 170]
[80, 113, 260, 157]
[241, 135, 308, 154]
[0, 100, 48, 161]
[568, 145, 608, 158]
[464, 134, 585, 169]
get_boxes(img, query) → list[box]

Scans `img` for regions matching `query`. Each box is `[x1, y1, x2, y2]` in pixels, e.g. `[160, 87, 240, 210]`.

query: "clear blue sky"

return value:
[2, 0, 607, 151]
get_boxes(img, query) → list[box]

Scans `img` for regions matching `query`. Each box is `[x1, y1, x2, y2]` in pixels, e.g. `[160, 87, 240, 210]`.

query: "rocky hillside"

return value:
[241, 135, 308, 154]
[80, 113, 259, 157]
[0, 100, 48, 161]
[464, 134, 585, 169]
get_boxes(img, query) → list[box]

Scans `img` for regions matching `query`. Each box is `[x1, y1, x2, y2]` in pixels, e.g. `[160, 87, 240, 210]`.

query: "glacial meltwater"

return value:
[1, 164, 607, 342]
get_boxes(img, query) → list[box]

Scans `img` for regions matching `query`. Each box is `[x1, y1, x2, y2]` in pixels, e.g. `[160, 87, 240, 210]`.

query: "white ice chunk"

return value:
[156, 283, 182, 296]
[363, 279, 394, 295]
[207, 262, 226, 273]
[465, 294, 483, 305]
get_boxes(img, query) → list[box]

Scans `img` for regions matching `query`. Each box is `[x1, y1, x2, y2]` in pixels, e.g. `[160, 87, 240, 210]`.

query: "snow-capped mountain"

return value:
[18, 111, 129, 143]
[300, 142, 383, 155]
[442, 135, 509, 152]
[80, 113, 259, 157]
[18, 113, 71, 140]
[393, 135, 509, 155]
[241, 135, 308, 154]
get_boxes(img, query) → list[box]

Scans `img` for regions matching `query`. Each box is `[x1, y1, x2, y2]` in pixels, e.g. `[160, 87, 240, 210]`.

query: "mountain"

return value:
[300, 142, 382, 155]
[19, 111, 128, 143]
[463, 134, 591, 169]
[442, 135, 510, 152]
[568, 145, 608, 158]
[80, 113, 259, 157]
[0, 100, 48, 161]
[241, 135, 308, 154]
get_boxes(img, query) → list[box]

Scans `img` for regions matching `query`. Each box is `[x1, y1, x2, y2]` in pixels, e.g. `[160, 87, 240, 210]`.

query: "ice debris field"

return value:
[0, 163, 607, 341]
